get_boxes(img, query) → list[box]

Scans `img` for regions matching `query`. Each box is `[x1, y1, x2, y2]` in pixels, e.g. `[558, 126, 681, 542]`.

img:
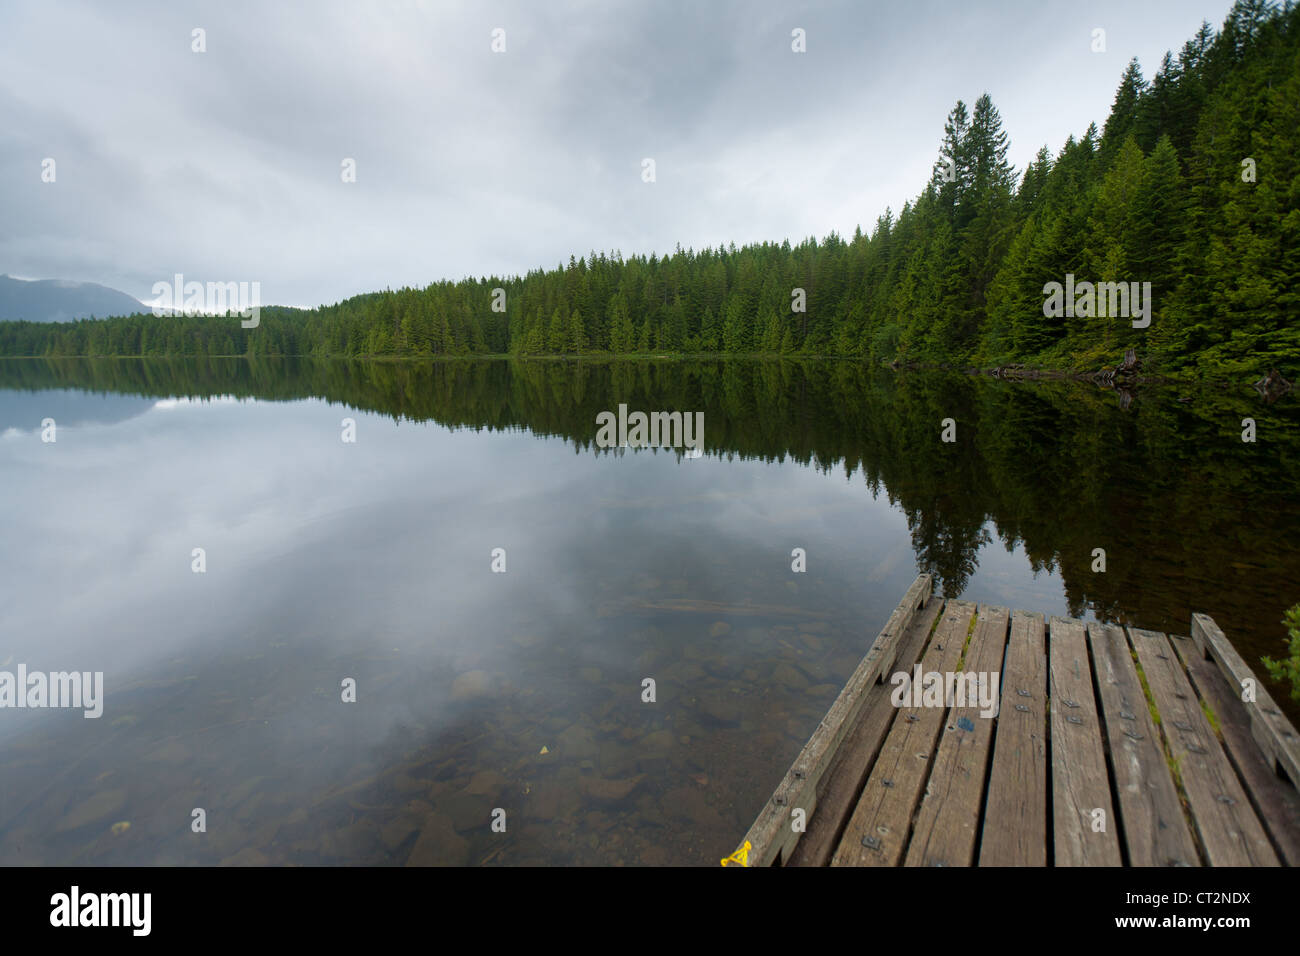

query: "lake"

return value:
[1, 357, 1297, 866]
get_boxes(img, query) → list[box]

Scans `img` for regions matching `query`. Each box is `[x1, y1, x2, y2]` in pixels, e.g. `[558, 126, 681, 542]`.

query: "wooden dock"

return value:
[735, 574, 1300, 867]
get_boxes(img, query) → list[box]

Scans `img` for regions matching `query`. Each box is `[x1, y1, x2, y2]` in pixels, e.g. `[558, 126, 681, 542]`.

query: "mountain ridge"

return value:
[0, 274, 144, 323]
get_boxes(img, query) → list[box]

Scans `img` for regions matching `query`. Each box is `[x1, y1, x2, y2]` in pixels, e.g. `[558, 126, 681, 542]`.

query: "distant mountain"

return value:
[0, 274, 145, 323]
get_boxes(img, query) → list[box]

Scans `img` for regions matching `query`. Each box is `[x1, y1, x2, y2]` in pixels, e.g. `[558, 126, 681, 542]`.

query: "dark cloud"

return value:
[0, 0, 1233, 307]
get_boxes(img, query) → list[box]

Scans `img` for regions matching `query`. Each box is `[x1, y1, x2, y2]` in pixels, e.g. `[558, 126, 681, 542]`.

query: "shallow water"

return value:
[0, 358, 1296, 865]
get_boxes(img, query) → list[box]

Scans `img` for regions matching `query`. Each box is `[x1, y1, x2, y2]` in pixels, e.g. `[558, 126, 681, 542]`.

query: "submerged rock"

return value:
[391, 769, 429, 796]
[56, 788, 128, 832]
[464, 769, 508, 797]
[328, 818, 380, 859]
[771, 663, 810, 691]
[528, 780, 582, 821]
[641, 844, 672, 866]
[660, 785, 726, 831]
[579, 774, 645, 805]
[555, 723, 599, 760]
[380, 800, 431, 851]
[799, 658, 832, 682]
[598, 739, 637, 778]
[437, 790, 491, 832]
[451, 670, 492, 701]
[641, 729, 675, 751]
[800, 634, 825, 652]
[663, 661, 706, 683]
[406, 813, 469, 866]
[143, 739, 190, 764]
[696, 695, 742, 727]
[705, 658, 743, 680]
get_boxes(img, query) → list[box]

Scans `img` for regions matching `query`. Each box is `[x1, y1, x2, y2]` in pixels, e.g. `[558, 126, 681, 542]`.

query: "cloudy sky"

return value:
[1, 0, 1234, 309]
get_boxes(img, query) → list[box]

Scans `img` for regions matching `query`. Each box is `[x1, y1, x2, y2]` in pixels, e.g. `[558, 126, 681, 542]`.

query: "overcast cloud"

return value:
[0, 0, 1234, 308]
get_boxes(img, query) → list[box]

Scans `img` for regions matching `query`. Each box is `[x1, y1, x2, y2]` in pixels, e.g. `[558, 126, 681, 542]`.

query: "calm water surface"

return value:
[1, 358, 1297, 865]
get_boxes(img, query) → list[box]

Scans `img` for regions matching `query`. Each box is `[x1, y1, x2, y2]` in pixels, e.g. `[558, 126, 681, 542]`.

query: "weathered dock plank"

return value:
[1130, 627, 1278, 866]
[1089, 622, 1200, 866]
[1048, 616, 1122, 866]
[1170, 632, 1300, 865]
[788, 594, 945, 866]
[738, 575, 1300, 867]
[979, 610, 1047, 866]
[1191, 613, 1300, 786]
[740, 572, 931, 865]
[905, 603, 1009, 867]
[830, 600, 974, 866]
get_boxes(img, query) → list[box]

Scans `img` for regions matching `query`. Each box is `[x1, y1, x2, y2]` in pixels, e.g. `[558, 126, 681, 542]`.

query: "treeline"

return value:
[1, 1, 1296, 377]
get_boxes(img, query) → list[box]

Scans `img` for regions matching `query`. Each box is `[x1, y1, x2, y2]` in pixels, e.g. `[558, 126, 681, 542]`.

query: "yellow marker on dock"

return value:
[720, 840, 750, 867]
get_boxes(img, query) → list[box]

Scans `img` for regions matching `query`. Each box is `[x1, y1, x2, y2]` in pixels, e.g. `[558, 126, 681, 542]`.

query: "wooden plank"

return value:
[1191, 613, 1300, 786]
[1048, 616, 1122, 866]
[1170, 633, 1300, 865]
[1130, 628, 1278, 866]
[740, 573, 931, 865]
[830, 600, 975, 866]
[1088, 622, 1200, 867]
[905, 604, 1009, 867]
[788, 594, 946, 866]
[979, 610, 1047, 866]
